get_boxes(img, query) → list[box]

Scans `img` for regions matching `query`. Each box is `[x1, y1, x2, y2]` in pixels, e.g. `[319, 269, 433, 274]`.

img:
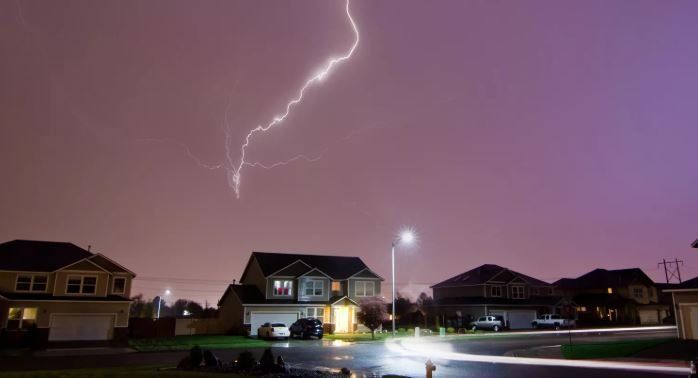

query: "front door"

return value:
[333, 307, 350, 333]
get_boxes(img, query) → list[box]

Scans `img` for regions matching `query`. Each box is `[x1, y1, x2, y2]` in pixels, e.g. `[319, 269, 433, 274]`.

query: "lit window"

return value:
[490, 286, 502, 297]
[6, 307, 37, 329]
[273, 280, 293, 296]
[511, 286, 525, 299]
[303, 280, 323, 296]
[66, 276, 98, 294]
[607, 288, 613, 294]
[331, 281, 341, 292]
[307, 307, 325, 319]
[355, 281, 374, 297]
[113, 277, 126, 294]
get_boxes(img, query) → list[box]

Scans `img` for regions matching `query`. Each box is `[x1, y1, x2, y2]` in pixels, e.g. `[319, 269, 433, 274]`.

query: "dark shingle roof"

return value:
[434, 296, 562, 306]
[663, 276, 698, 291]
[0, 240, 94, 272]
[554, 268, 654, 289]
[431, 264, 550, 288]
[251, 252, 373, 280]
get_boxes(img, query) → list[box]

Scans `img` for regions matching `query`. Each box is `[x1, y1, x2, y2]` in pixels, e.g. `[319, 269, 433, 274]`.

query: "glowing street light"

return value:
[156, 289, 171, 319]
[391, 229, 415, 336]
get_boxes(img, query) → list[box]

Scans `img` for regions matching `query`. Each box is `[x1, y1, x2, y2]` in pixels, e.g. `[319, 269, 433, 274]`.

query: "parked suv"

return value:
[470, 315, 506, 331]
[289, 318, 324, 339]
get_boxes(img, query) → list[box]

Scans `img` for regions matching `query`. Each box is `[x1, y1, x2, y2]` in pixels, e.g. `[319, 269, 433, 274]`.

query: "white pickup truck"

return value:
[531, 314, 575, 329]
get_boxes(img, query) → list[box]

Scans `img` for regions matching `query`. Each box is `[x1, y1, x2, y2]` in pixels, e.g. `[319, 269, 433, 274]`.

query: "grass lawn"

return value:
[1, 366, 243, 378]
[561, 338, 673, 359]
[129, 335, 270, 352]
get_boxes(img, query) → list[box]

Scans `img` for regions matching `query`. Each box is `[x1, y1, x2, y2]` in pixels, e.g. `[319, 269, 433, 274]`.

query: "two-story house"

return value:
[554, 268, 669, 325]
[431, 264, 563, 329]
[0, 240, 135, 347]
[217, 252, 383, 335]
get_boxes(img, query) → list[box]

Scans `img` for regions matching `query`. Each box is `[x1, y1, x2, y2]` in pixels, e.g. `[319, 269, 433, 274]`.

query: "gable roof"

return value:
[0, 240, 94, 272]
[554, 268, 654, 290]
[0, 240, 135, 275]
[663, 276, 698, 292]
[250, 252, 374, 280]
[431, 264, 550, 289]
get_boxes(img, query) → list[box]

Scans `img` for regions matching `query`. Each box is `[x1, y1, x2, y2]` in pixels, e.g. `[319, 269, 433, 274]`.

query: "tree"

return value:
[130, 294, 155, 318]
[357, 297, 387, 340]
[186, 301, 205, 317]
[416, 292, 434, 328]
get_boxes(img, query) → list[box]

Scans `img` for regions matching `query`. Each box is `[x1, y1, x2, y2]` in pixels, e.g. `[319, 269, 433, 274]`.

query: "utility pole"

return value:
[658, 258, 684, 284]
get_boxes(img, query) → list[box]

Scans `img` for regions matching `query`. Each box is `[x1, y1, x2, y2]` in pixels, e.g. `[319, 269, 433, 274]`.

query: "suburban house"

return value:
[554, 268, 668, 326]
[430, 264, 565, 329]
[0, 240, 135, 347]
[217, 252, 383, 335]
[664, 240, 698, 339]
[664, 277, 698, 339]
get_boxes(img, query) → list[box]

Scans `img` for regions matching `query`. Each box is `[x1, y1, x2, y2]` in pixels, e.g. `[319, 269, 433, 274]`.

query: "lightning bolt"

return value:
[226, 0, 360, 198]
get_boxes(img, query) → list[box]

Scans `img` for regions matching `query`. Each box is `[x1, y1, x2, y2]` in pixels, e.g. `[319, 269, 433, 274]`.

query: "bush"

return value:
[260, 348, 275, 371]
[203, 349, 220, 368]
[398, 328, 406, 333]
[446, 327, 455, 333]
[189, 345, 203, 368]
[236, 350, 256, 370]
[407, 328, 414, 334]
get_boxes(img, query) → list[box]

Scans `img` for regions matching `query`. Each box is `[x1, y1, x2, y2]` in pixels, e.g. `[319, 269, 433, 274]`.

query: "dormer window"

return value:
[273, 280, 292, 296]
[355, 281, 374, 297]
[66, 276, 97, 294]
[490, 286, 502, 297]
[303, 280, 323, 296]
[511, 286, 525, 299]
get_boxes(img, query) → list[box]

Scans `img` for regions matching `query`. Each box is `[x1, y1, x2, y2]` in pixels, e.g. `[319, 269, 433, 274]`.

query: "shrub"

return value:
[398, 328, 406, 333]
[203, 349, 220, 368]
[189, 345, 203, 368]
[260, 348, 275, 371]
[446, 327, 455, 333]
[236, 350, 256, 370]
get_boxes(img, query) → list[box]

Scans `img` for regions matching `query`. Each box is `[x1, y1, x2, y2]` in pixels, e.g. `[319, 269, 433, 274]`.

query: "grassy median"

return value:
[129, 335, 270, 352]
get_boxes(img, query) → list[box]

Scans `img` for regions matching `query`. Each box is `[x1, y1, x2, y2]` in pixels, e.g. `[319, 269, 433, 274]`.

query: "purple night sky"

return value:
[1, 0, 697, 305]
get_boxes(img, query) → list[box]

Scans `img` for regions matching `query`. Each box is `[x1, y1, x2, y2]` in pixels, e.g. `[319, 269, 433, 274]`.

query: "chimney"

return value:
[88, 245, 91, 252]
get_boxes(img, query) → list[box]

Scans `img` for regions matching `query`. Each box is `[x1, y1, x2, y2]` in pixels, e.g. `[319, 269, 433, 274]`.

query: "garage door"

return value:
[249, 312, 298, 336]
[638, 310, 659, 325]
[507, 310, 537, 329]
[49, 314, 115, 341]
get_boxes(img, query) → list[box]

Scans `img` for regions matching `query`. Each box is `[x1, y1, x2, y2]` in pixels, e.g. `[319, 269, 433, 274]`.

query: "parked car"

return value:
[470, 315, 506, 331]
[531, 314, 575, 329]
[257, 322, 290, 339]
[289, 318, 324, 339]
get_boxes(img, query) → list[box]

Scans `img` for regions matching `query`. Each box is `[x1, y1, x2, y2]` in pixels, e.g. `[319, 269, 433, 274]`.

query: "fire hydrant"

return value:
[425, 359, 436, 378]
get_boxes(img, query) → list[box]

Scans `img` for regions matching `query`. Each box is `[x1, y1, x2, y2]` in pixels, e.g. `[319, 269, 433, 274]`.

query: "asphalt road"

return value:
[0, 329, 688, 377]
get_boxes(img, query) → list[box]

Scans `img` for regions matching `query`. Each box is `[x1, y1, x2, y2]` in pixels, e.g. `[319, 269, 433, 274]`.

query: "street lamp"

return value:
[392, 229, 415, 336]
[156, 289, 171, 319]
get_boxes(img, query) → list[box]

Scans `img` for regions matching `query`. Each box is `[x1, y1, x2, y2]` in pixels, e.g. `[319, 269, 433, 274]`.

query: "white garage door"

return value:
[49, 314, 115, 341]
[249, 312, 298, 336]
[638, 310, 659, 325]
[507, 310, 537, 329]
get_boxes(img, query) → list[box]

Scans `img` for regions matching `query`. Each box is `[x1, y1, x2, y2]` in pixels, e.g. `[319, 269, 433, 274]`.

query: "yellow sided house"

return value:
[0, 240, 135, 347]
[218, 252, 383, 335]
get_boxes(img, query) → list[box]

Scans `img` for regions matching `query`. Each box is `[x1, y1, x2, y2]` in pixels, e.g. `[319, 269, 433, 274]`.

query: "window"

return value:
[15, 275, 48, 292]
[303, 280, 323, 296]
[633, 287, 644, 299]
[511, 286, 524, 299]
[607, 288, 613, 294]
[307, 307, 325, 319]
[66, 276, 97, 294]
[113, 277, 126, 294]
[490, 286, 502, 297]
[273, 280, 292, 296]
[331, 281, 341, 292]
[6, 307, 37, 329]
[355, 281, 375, 297]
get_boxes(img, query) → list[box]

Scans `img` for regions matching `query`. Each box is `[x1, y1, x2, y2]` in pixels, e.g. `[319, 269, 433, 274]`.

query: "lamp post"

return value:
[392, 230, 415, 336]
[156, 289, 171, 319]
